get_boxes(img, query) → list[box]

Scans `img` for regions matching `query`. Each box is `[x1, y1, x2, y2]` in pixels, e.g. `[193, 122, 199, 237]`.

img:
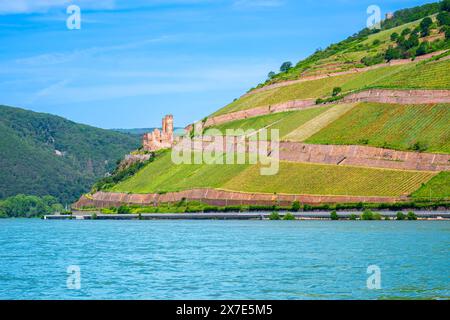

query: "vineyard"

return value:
[283, 103, 357, 142]
[212, 58, 450, 117]
[110, 150, 436, 197]
[305, 102, 450, 154]
[412, 171, 450, 200]
[223, 162, 436, 197]
[209, 105, 331, 139]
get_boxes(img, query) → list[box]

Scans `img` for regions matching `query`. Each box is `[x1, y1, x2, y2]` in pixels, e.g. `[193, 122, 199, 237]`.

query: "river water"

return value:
[0, 219, 448, 299]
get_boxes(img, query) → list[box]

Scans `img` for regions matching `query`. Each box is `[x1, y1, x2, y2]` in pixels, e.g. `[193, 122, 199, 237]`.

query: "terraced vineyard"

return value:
[208, 105, 331, 139]
[284, 103, 357, 142]
[222, 162, 435, 197]
[212, 58, 450, 117]
[110, 150, 436, 197]
[111, 151, 249, 194]
[370, 59, 450, 89]
[412, 171, 450, 200]
[305, 102, 450, 154]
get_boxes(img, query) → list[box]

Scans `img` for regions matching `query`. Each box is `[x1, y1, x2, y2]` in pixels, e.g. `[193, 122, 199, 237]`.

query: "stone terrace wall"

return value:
[278, 142, 450, 172]
[177, 138, 450, 172]
[73, 189, 406, 209]
[204, 98, 316, 127]
[343, 89, 450, 104]
[196, 89, 450, 130]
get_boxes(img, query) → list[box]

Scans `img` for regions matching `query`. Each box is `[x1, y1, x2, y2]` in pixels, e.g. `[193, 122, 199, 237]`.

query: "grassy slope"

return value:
[0, 105, 140, 203]
[412, 171, 450, 200]
[213, 59, 450, 117]
[208, 105, 331, 139]
[111, 151, 249, 194]
[111, 152, 435, 197]
[305, 102, 450, 154]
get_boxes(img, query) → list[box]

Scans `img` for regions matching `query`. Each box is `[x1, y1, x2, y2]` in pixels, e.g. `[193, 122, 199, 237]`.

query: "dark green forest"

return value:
[0, 105, 140, 204]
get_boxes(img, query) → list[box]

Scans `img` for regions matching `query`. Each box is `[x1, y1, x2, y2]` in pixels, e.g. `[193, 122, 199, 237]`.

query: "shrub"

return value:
[291, 201, 301, 212]
[385, 46, 402, 61]
[409, 141, 428, 152]
[373, 212, 382, 220]
[361, 209, 374, 220]
[349, 214, 358, 220]
[361, 54, 385, 66]
[396, 212, 406, 220]
[372, 39, 381, 46]
[332, 87, 342, 96]
[268, 71, 276, 79]
[401, 28, 411, 36]
[416, 41, 431, 56]
[442, 0, 450, 12]
[390, 32, 399, 41]
[117, 205, 131, 214]
[269, 212, 280, 220]
[407, 211, 418, 220]
[91, 213, 97, 220]
[330, 210, 339, 220]
[283, 213, 296, 220]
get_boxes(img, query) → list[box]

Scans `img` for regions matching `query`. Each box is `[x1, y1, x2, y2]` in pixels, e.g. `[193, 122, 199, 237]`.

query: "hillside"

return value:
[0, 105, 140, 203]
[78, 1, 450, 210]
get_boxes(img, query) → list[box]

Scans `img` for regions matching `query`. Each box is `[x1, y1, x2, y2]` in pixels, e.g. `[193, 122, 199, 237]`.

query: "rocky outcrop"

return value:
[73, 189, 407, 209]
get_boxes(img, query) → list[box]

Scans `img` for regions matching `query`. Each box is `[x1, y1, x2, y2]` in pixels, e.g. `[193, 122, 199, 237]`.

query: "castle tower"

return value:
[164, 115, 174, 142]
[141, 115, 174, 152]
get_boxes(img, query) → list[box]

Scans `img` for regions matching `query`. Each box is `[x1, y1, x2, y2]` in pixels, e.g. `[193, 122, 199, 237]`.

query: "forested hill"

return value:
[0, 105, 140, 204]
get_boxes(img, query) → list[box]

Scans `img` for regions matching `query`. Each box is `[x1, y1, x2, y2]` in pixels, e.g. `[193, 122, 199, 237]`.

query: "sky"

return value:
[0, 0, 435, 129]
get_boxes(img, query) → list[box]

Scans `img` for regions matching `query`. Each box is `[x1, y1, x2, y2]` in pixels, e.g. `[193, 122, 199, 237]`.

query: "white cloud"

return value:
[0, 0, 115, 14]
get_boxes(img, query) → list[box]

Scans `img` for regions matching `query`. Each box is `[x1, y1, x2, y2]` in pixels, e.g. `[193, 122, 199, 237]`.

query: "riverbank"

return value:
[44, 210, 450, 220]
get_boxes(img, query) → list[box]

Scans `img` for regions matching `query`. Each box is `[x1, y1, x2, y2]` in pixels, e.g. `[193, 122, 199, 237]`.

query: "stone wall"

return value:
[177, 138, 450, 171]
[188, 89, 450, 130]
[73, 189, 406, 209]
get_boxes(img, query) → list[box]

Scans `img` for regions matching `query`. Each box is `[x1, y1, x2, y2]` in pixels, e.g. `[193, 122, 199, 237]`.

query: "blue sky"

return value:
[0, 0, 434, 129]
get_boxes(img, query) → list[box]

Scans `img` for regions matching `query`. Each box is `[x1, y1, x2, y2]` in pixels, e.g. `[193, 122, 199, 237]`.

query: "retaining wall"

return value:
[73, 189, 406, 209]
[193, 89, 450, 129]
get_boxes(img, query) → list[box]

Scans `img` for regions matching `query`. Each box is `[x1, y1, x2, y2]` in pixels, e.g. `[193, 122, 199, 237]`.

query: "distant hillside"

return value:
[0, 105, 140, 203]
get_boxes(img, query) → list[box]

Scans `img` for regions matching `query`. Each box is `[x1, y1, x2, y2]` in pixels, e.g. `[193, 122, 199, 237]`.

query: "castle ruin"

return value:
[142, 115, 174, 151]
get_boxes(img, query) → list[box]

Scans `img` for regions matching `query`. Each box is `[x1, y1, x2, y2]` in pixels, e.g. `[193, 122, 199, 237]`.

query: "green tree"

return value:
[267, 71, 276, 79]
[407, 211, 418, 220]
[332, 87, 342, 97]
[283, 213, 296, 220]
[437, 11, 450, 26]
[117, 205, 131, 214]
[401, 28, 411, 36]
[419, 17, 433, 36]
[396, 212, 406, 220]
[291, 201, 301, 212]
[390, 32, 399, 41]
[330, 211, 339, 220]
[442, 0, 450, 12]
[416, 41, 431, 56]
[269, 212, 280, 220]
[280, 61, 293, 72]
[385, 46, 402, 61]
[361, 209, 374, 220]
